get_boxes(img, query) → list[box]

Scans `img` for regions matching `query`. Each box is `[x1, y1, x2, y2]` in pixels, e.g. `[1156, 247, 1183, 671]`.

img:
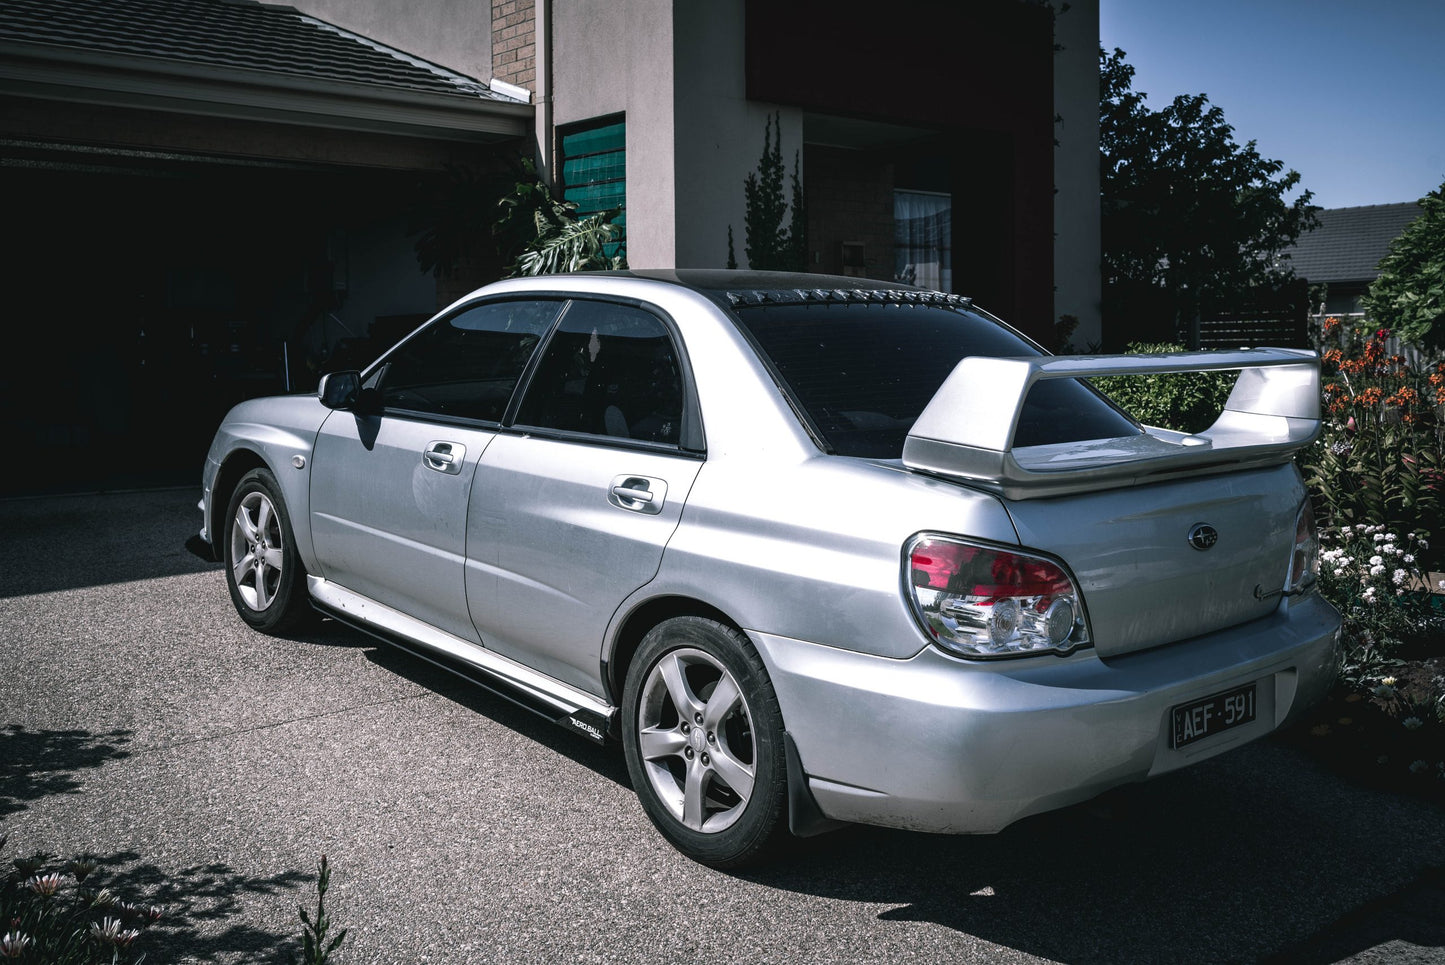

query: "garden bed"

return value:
[1280, 644, 1445, 809]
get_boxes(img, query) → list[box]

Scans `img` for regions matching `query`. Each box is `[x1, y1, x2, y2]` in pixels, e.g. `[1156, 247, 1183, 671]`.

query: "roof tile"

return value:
[0, 0, 525, 102]
[1284, 201, 1422, 284]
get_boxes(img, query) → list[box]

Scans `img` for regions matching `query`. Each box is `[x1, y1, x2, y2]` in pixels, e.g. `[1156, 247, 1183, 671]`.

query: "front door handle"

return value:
[608, 475, 667, 515]
[423, 441, 466, 475]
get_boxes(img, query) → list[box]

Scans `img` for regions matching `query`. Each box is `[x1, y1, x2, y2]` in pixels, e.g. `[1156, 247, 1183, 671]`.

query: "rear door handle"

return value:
[423, 441, 466, 475]
[608, 475, 667, 515]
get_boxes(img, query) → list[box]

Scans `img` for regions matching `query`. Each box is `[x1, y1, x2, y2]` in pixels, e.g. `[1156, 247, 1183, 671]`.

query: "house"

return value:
[0, 0, 1102, 494]
[1285, 202, 1423, 318]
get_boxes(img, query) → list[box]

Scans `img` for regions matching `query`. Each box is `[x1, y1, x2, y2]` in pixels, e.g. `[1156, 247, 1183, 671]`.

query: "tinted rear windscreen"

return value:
[731, 302, 1140, 457]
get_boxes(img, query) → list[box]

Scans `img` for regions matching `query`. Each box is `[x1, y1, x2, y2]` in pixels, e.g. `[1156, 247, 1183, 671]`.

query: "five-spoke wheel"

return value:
[223, 468, 310, 634]
[623, 617, 786, 867]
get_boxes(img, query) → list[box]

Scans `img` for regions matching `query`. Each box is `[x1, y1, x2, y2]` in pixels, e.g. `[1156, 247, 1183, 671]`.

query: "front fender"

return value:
[203, 396, 331, 572]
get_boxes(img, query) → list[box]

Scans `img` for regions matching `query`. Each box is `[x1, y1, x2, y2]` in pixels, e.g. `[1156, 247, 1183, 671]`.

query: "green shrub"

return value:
[1090, 341, 1237, 434]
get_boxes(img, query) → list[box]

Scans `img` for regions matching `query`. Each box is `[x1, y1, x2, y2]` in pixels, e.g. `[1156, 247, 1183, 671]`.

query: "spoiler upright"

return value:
[902, 348, 1321, 500]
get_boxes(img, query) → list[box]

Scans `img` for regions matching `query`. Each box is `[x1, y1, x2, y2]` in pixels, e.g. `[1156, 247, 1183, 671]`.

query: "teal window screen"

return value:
[561, 119, 625, 258]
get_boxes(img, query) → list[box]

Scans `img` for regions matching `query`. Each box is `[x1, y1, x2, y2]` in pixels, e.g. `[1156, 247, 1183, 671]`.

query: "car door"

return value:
[308, 298, 562, 641]
[466, 298, 704, 695]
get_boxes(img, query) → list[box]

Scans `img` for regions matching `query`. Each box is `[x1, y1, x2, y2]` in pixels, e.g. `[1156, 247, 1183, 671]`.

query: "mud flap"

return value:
[785, 732, 848, 838]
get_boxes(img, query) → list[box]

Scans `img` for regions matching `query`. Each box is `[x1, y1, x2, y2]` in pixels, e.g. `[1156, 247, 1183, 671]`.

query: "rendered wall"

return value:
[551, 0, 677, 268]
[672, 1, 800, 270]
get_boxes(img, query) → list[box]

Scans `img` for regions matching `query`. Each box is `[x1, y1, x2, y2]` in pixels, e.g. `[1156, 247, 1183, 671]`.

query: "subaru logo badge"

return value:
[1188, 523, 1218, 551]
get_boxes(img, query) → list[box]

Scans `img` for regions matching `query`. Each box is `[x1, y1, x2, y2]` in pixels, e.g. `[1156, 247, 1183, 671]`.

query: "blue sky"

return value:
[1099, 0, 1445, 210]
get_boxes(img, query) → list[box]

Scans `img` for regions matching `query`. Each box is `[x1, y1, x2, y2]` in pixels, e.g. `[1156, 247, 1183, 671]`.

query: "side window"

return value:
[514, 300, 683, 446]
[372, 300, 561, 421]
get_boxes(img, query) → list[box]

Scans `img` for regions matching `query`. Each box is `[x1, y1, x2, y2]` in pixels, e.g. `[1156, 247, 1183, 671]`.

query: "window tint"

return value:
[374, 300, 560, 421]
[514, 300, 683, 446]
[732, 302, 1139, 457]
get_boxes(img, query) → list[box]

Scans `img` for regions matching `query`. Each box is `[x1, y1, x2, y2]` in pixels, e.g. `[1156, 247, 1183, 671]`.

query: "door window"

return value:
[373, 300, 561, 421]
[514, 300, 684, 446]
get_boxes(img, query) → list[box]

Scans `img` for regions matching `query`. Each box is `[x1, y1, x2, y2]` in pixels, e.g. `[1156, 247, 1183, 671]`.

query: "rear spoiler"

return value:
[901, 348, 1321, 500]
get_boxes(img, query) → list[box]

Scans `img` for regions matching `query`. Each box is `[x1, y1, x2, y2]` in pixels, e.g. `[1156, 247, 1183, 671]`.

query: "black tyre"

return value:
[223, 468, 311, 635]
[622, 616, 788, 868]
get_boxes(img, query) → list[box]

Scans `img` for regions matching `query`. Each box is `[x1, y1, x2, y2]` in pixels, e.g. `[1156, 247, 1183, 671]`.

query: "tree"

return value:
[733, 112, 806, 271]
[1100, 47, 1318, 346]
[1362, 179, 1444, 350]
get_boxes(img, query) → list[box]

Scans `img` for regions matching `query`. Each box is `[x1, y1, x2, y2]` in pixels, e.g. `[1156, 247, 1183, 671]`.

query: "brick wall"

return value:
[492, 0, 536, 90]
[804, 145, 895, 281]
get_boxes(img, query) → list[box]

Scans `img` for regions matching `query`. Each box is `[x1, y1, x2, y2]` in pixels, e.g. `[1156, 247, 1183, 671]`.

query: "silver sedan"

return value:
[199, 269, 1341, 867]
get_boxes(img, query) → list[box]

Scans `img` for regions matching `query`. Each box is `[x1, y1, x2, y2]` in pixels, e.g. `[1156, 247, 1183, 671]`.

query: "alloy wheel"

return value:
[635, 647, 757, 833]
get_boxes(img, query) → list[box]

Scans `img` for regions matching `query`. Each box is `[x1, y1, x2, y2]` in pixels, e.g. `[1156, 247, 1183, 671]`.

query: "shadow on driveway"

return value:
[0, 725, 133, 818]
[737, 744, 1445, 963]
[0, 488, 218, 598]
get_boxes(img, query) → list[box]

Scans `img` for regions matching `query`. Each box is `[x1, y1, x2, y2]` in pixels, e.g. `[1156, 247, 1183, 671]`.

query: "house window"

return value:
[560, 118, 626, 258]
[895, 189, 952, 293]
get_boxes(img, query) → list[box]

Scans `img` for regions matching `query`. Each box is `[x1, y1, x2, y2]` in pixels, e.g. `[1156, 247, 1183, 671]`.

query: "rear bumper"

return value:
[750, 592, 1341, 834]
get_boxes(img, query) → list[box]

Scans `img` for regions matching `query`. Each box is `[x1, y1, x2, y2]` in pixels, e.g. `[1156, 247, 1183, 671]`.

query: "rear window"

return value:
[730, 302, 1140, 458]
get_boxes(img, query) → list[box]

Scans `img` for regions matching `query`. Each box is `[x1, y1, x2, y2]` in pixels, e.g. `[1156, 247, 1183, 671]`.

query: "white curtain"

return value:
[894, 190, 952, 293]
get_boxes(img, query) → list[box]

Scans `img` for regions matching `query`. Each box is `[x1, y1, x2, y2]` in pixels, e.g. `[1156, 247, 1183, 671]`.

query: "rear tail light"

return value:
[1285, 499, 1320, 595]
[906, 534, 1091, 659]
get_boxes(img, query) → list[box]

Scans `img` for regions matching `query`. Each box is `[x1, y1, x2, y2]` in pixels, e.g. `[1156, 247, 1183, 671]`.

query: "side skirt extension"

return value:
[307, 577, 615, 745]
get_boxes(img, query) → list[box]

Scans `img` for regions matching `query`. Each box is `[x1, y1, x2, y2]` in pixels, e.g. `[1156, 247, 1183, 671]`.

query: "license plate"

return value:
[1171, 683, 1257, 749]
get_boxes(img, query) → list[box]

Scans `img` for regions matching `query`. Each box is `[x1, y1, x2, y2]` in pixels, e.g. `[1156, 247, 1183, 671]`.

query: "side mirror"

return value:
[318, 371, 360, 409]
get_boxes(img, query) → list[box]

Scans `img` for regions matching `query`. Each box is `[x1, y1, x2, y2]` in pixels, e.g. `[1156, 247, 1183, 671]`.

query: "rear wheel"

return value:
[224, 468, 310, 634]
[622, 616, 788, 868]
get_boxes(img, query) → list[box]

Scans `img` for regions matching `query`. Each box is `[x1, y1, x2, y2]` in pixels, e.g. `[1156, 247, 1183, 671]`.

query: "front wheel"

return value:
[622, 616, 788, 868]
[223, 468, 311, 635]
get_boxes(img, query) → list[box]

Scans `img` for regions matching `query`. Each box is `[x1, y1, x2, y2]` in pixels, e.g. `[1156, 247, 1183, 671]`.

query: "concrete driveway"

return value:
[2, 488, 1442, 964]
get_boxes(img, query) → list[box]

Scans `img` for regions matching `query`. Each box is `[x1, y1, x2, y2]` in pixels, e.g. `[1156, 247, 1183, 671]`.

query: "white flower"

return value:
[1438, 579, 1445, 591]
[1397, 587, 1406, 596]
[1374, 533, 1385, 543]
[1381, 543, 1396, 554]
[1393, 568, 1409, 586]
[1334, 568, 1345, 577]
[1381, 676, 1396, 686]
[1370, 555, 1384, 566]
[1370, 564, 1386, 577]
[1418, 538, 1429, 550]
[1402, 717, 1424, 730]
[1404, 554, 1415, 563]
[1385, 532, 1398, 541]
[1409, 759, 1429, 773]
[1362, 587, 1377, 602]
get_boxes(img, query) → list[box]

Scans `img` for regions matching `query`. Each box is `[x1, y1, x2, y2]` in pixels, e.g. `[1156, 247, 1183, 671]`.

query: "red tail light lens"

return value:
[1285, 499, 1320, 595]
[907, 535, 1090, 659]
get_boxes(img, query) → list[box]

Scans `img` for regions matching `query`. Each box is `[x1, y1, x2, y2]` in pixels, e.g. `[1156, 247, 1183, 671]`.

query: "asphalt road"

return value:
[2, 487, 1443, 964]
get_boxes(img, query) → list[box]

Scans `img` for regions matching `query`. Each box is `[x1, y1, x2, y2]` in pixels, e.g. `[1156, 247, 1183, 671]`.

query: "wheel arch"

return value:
[604, 595, 743, 707]
[209, 448, 268, 556]
[608, 595, 846, 851]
